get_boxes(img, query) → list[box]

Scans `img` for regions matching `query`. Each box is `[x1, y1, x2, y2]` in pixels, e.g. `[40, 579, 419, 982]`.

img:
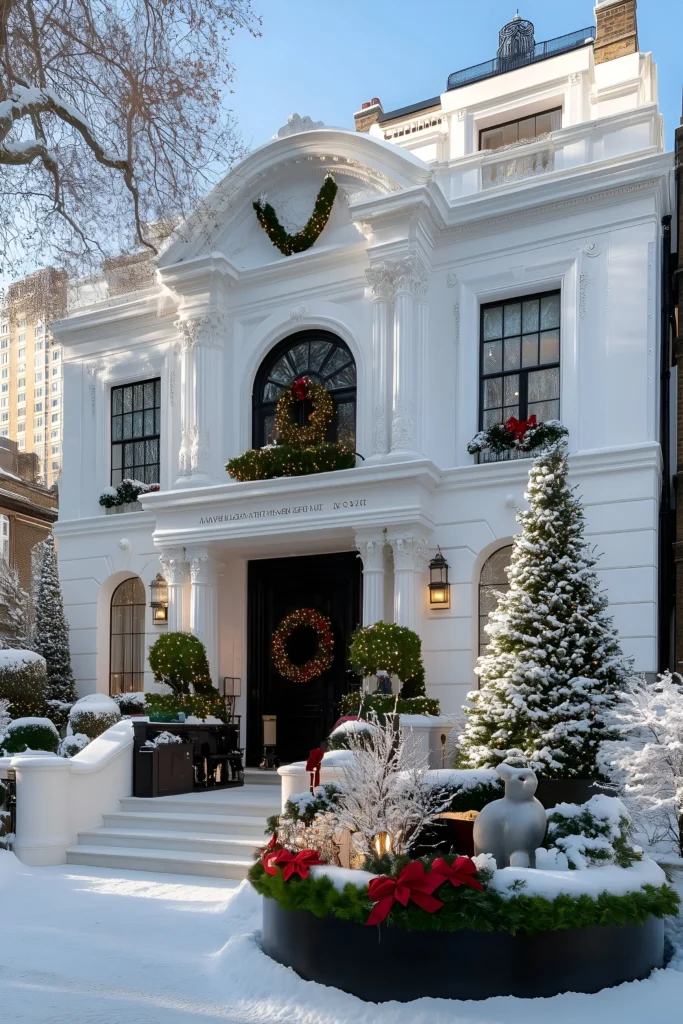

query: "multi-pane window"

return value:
[480, 108, 561, 151]
[478, 545, 513, 658]
[111, 378, 161, 486]
[480, 290, 560, 432]
[0, 515, 9, 561]
[110, 576, 146, 694]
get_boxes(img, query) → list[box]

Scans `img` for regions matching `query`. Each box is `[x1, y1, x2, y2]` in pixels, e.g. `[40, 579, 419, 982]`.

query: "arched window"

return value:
[110, 577, 146, 695]
[478, 545, 513, 657]
[253, 331, 357, 449]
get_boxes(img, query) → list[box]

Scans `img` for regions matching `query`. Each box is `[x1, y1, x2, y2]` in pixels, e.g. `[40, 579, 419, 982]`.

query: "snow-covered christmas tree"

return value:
[31, 535, 76, 715]
[0, 558, 30, 648]
[458, 440, 631, 779]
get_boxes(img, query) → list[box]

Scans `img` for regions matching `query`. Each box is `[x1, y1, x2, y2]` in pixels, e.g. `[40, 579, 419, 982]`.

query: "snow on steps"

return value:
[66, 782, 280, 880]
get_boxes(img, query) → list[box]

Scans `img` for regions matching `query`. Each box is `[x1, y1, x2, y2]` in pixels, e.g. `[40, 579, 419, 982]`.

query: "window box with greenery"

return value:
[99, 479, 159, 513]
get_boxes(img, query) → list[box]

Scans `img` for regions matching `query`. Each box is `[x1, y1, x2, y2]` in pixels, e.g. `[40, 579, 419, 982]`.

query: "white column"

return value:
[187, 545, 218, 683]
[159, 547, 188, 633]
[387, 528, 430, 633]
[390, 255, 428, 457]
[355, 529, 386, 625]
[174, 313, 225, 486]
[365, 265, 393, 458]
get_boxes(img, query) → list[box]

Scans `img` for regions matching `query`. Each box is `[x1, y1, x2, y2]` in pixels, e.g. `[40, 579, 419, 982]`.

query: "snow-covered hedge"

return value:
[112, 692, 146, 716]
[58, 732, 90, 758]
[327, 720, 376, 751]
[69, 694, 121, 740]
[422, 768, 504, 813]
[2, 716, 59, 754]
[0, 650, 47, 719]
[542, 794, 642, 870]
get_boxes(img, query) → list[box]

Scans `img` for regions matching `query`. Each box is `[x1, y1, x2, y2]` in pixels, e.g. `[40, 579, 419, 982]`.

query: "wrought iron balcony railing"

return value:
[447, 27, 596, 92]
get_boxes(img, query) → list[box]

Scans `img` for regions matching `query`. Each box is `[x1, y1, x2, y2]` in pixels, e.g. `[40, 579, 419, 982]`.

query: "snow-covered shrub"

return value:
[58, 733, 90, 758]
[31, 536, 76, 725]
[2, 717, 59, 754]
[327, 719, 376, 750]
[69, 693, 121, 740]
[112, 692, 146, 716]
[543, 794, 641, 870]
[422, 768, 503, 813]
[142, 730, 185, 748]
[0, 697, 11, 740]
[458, 441, 631, 779]
[601, 672, 683, 856]
[0, 649, 47, 718]
[98, 479, 159, 508]
[349, 622, 427, 699]
[0, 558, 30, 648]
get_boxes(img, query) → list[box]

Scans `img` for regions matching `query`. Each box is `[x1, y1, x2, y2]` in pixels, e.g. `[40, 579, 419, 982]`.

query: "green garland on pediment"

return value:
[253, 174, 338, 256]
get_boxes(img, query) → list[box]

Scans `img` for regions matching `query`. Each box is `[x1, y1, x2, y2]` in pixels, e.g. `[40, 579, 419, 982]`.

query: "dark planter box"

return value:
[261, 898, 664, 1002]
[535, 778, 609, 809]
[137, 743, 194, 798]
[132, 721, 244, 797]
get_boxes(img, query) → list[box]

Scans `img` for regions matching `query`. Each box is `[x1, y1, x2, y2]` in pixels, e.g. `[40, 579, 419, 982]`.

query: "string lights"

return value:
[272, 609, 334, 683]
[253, 174, 338, 256]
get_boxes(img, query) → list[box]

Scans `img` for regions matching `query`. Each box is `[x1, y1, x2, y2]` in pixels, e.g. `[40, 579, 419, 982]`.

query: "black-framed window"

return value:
[480, 108, 561, 151]
[252, 330, 357, 449]
[480, 290, 560, 434]
[478, 545, 512, 657]
[111, 378, 161, 485]
[110, 576, 146, 694]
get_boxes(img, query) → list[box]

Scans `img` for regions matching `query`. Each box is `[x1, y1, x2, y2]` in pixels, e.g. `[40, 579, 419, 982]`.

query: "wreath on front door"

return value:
[271, 608, 335, 683]
[274, 376, 334, 448]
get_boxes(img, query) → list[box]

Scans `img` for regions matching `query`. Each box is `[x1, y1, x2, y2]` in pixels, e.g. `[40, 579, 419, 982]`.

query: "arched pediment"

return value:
[158, 128, 432, 271]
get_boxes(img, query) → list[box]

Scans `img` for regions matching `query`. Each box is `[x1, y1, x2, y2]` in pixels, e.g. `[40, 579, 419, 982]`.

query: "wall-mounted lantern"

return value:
[149, 573, 169, 623]
[428, 549, 451, 608]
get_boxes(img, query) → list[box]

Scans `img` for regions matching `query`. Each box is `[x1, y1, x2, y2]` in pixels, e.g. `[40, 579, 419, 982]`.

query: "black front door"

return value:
[247, 552, 362, 766]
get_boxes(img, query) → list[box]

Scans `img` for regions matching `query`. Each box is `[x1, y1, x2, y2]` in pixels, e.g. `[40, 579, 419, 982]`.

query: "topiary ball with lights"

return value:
[275, 376, 334, 449]
[272, 608, 334, 683]
[349, 621, 427, 699]
[148, 632, 215, 697]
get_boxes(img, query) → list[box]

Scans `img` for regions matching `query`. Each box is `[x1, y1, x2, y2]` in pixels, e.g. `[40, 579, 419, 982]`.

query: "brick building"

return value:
[0, 436, 57, 592]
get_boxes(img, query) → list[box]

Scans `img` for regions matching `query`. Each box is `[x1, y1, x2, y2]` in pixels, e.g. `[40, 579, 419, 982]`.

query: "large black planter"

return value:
[261, 898, 664, 1002]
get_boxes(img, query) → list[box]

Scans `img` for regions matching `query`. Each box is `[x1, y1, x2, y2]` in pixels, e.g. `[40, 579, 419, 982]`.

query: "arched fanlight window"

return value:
[478, 545, 513, 657]
[252, 330, 357, 450]
[110, 576, 146, 695]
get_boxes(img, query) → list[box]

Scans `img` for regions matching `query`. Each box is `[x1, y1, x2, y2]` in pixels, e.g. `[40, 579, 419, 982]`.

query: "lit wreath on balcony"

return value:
[275, 376, 334, 448]
[272, 608, 334, 683]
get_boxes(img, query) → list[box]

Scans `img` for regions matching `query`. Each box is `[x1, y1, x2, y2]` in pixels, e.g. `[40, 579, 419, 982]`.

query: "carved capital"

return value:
[355, 530, 386, 573]
[186, 546, 215, 586]
[174, 312, 226, 351]
[365, 263, 395, 302]
[366, 254, 429, 302]
[160, 548, 187, 587]
[387, 530, 430, 572]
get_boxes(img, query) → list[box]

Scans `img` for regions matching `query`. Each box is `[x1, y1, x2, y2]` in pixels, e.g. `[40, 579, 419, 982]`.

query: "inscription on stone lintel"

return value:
[198, 498, 367, 526]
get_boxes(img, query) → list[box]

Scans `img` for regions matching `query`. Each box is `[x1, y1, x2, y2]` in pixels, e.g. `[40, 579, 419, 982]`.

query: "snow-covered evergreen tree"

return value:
[31, 535, 76, 713]
[458, 440, 631, 779]
[0, 559, 30, 648]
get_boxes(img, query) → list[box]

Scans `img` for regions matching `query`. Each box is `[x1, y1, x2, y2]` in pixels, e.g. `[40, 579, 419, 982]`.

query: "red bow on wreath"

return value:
[504, 414, 537, 441]
[305, 748, 325, 792]
[269, 848, 324, 881]
[431, 856, 484, 892]
[365, 862, 444, 926]
[292, 377, 308, 401]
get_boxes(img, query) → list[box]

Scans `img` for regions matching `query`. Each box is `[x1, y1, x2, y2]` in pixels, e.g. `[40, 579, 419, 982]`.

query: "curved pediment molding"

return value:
[159, 129, 432, 269]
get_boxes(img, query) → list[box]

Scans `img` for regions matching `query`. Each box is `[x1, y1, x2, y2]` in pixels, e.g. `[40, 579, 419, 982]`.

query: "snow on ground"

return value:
[1, 850, 682, 1024]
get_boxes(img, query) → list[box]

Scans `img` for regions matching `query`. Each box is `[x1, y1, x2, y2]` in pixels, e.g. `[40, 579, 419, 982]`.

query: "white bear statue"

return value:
[472, 763, 547, 868]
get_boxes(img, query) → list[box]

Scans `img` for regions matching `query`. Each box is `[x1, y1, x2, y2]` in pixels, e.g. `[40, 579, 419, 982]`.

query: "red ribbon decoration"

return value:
[365, 862, 444, 926]
[504, 414, 537, 441]
[261, 832, 280, 875]
[305, 747, 325, 792]
[271, 848, 324, 881]
[431, 856, 484, 892]
[292, 376, 308, 401]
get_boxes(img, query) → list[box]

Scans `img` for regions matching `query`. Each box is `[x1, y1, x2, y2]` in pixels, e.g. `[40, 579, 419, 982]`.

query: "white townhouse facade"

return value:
[53, 3, 674, 766]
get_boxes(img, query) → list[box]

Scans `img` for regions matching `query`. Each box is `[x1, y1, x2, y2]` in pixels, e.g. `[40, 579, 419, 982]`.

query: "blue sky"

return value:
[228, 0, 683, 150]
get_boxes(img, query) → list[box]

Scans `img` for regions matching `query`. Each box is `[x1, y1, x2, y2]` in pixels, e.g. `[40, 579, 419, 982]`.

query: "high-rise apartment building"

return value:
[0, 268, 67, 488]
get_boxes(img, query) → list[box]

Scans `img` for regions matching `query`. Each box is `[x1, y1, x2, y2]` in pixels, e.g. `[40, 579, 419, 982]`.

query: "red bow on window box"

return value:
[268, 848, 324, 881]
[504, 415, 537, 441]
[305, 747, 325, 792]
[431, 856, 484, 892]
[365, 861, 444, 926]
[292, 377, 308, 401]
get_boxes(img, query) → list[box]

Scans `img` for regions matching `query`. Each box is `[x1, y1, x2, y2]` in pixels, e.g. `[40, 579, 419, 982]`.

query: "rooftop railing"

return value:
[447, 27, 596, 92]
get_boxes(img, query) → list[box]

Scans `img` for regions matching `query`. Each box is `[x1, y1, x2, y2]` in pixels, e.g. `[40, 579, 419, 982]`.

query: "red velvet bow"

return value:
[305, 747, 325, 792]
[261, 832, 280, 875]
[431, 856, 484, 892]
[292, 377, 308, 401]
[504, 414, 537, 441]
[365, 862, 444, 926]
[270, 848, 324, 881]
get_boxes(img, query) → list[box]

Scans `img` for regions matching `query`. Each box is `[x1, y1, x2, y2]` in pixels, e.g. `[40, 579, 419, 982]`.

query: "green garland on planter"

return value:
[226, 442, 355, 482]
[249, 858, 679, 936]
[339, 691, 440, 718]
[253, 175, 338, 256]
